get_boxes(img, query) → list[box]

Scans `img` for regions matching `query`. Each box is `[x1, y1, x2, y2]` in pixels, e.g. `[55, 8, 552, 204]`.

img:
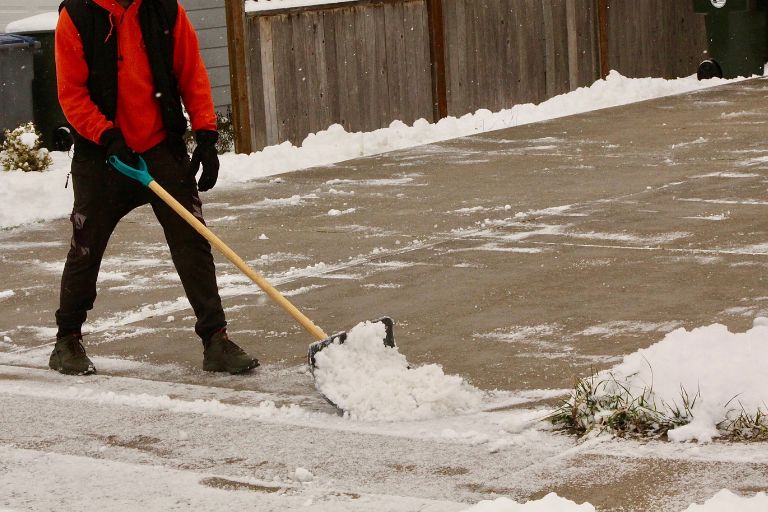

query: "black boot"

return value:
[203, 330, 259, 374]
[49, 334, 96, 375]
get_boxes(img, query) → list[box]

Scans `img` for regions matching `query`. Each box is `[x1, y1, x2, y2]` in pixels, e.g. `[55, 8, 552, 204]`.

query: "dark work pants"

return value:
[55, 141, 226, 342]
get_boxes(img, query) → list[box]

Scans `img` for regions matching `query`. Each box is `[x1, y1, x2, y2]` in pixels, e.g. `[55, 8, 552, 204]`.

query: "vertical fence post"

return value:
[225, 0, 253, 154]
[426, 0, 448, 121]
[565, 0, 579, 90]
[597, 0, 610, 79]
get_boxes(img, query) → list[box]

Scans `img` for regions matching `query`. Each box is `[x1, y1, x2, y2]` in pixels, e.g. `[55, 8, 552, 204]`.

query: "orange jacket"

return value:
[56, 0, 216, 153]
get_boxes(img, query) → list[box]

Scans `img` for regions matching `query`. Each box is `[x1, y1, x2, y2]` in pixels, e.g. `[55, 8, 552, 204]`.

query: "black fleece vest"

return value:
[59, 0, 187, 154]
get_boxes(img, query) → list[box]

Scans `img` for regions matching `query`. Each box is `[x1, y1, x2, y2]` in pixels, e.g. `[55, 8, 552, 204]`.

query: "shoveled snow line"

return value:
[0, 376, 556, 442]
[529, 241, 768, 257]
[584, 438, 768, 465]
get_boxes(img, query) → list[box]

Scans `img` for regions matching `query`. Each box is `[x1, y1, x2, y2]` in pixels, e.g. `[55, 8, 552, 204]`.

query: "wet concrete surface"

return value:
[3, 79, 768, 510]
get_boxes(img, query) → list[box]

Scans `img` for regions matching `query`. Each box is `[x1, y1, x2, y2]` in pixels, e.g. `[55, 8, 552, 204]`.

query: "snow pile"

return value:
[682, 490, 768, 511]
[216, 71, 738, 185]
[0, 72, 742, 229]
[313, 321, 483, 421]
[564, 319, 768, 442]
[459, 493, 595, 512]
[0, 153, 71, 228]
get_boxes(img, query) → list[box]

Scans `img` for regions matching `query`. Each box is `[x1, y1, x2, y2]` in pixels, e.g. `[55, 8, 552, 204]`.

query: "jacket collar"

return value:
[90, 0, 143, 16]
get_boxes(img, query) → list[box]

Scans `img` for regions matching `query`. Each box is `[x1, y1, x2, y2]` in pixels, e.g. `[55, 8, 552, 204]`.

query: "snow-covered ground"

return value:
[0, 72, 741, 230]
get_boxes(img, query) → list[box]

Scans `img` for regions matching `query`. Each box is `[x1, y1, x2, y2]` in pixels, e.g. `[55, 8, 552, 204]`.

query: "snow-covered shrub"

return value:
[1, 122, 53, 172]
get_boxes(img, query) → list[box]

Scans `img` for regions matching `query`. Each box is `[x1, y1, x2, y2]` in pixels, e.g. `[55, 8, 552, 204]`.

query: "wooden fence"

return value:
[228, 0, 708, 153]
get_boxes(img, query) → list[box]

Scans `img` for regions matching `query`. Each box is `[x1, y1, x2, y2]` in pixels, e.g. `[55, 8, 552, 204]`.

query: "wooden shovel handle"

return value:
[148, 180, 329, 341]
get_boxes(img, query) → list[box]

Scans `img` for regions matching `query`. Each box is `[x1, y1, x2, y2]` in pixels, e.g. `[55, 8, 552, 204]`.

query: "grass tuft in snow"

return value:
[547, 371, 694, 439]
[717, 400, 768, 441]
[548, 370, 768, 441]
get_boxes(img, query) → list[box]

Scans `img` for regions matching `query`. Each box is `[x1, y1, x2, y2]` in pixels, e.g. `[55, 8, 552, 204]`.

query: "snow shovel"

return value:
[108, 156, 395, 368]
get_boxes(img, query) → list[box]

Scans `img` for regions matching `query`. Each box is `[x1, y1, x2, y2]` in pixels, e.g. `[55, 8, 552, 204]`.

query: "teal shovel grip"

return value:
[108, 155, 155, 187]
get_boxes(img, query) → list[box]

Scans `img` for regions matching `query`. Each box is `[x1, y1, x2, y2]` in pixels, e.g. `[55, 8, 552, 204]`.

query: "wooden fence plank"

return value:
[372, 4, 391, 126]
[259, 18, 279, 146]
[320, 10, 341, 127]
[384, 1, 405, 123]
[361, 7, 379, 129]
[224, 0, 251, 153]
[426, 0, 447, 120]
[575, 0, 599, 87]
[273, 15, 299, 143]
[246, 16, 266, 150]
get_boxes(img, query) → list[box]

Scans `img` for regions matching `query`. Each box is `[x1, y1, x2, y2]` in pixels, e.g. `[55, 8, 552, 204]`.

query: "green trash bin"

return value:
[10, 14, 74, 152]
[694, 0, 768, 79]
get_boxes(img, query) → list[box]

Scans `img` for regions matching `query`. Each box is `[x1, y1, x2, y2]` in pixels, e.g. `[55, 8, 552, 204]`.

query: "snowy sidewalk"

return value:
[3, 78, 768, 510]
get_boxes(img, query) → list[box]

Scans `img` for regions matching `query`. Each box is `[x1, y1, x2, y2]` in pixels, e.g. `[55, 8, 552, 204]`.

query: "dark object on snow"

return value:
[203, 330, 260, 374]
[48, 333, 96, 375]
[0, 34, 39, 143]
[694, 0, 768, 79]
[697, 59, 724, 80]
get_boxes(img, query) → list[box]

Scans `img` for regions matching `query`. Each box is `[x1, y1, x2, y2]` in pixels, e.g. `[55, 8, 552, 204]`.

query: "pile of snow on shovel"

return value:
[313, 321, 483, 421]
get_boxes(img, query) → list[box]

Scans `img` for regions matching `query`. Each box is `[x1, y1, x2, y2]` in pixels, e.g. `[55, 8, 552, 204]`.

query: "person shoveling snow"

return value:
[313, 321, 483, 421]
[50, 0, 258, 375]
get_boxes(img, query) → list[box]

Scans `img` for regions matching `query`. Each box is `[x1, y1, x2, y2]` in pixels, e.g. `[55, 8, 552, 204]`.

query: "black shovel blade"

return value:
[307, 317, 395, 369]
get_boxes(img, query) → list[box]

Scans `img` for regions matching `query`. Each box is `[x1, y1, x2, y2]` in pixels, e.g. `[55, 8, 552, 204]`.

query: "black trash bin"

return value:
[0, 34, 39, 142]
[694, 0, 768, 79]
[10, 16, 74, 152]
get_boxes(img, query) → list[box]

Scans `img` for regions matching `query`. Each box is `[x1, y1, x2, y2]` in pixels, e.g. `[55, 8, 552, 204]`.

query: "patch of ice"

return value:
[692, 171, 759, 179]
[682, 213, 729, 221]
[678, 198, 768, 206]
[564, 231, 689, 245]
[577, 320, 683, 338]
[313, 321, 484, 421]
[328, 208, 356, 216]
[670, 137, 707, 149]
[0, 290, 15, 301]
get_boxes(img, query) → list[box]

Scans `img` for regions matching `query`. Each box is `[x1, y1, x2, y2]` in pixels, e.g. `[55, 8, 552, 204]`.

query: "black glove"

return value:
[101, 128, 138, 168]
[189, 129, 219, 192]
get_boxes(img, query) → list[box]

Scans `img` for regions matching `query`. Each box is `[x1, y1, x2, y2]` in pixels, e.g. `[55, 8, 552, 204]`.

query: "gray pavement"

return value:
[3, 79, 768, 510]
